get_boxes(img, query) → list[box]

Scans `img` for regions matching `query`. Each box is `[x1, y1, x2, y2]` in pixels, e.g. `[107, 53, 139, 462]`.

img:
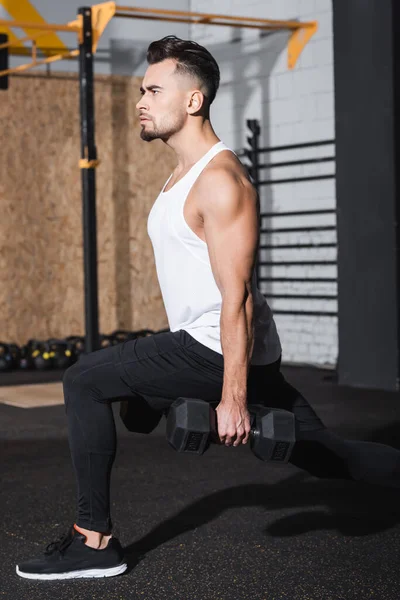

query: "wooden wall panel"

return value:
[0, 72, 175, 344]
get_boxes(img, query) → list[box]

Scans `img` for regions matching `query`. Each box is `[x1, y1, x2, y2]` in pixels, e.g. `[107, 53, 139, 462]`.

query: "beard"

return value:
[140, 124, 160, 142]
[140, 111, 185, 142]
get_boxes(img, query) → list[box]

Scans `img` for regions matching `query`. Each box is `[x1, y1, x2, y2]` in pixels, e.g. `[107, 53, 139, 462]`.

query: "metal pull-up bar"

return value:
[113, 5, 317, 69]
[0, 2, 318, 353]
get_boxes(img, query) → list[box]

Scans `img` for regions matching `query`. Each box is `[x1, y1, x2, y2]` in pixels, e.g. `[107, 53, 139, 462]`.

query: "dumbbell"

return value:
[166, 397, 296, 463]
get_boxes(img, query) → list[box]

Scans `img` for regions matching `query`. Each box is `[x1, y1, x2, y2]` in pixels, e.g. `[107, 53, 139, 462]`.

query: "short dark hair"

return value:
[146, 35, 220, 106]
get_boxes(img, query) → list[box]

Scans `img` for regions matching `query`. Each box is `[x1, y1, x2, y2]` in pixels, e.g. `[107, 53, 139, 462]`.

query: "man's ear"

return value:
[187, 90, 205, 115]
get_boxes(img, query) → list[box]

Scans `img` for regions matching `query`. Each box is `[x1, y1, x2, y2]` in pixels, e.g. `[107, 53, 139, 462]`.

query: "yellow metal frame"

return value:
[0, 1, 317, 78]
[115, 5, 318, 69]
[0, 20, 80, 75]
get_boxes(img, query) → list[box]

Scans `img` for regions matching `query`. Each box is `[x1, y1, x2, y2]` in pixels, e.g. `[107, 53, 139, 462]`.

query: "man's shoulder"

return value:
[190, 152, 258, 221]
[197, 151, 255, 194]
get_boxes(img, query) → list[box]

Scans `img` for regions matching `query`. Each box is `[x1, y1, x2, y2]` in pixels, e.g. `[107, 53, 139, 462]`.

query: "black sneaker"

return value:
[16, 524, 128, 580]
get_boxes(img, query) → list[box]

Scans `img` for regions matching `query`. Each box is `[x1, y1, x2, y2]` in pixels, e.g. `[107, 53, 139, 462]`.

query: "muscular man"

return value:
[17, 35, 400, 581]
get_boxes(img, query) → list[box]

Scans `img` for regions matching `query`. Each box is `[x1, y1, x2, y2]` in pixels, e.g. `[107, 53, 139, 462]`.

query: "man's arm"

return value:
[197, 166, 259, 406]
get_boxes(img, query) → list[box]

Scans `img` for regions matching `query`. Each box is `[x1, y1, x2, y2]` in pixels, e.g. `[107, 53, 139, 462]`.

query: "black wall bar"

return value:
[242, 119, 337, 317]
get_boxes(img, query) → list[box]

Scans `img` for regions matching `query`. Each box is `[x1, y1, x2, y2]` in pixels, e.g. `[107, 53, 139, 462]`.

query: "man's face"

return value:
[136, 59, 192, 142]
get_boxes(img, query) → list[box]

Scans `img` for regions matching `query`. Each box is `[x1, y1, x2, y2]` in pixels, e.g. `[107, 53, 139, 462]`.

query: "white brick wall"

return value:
[190, 0, 337, 367]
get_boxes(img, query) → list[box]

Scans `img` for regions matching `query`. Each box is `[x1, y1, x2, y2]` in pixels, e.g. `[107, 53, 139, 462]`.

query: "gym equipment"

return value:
[166, 397, 296, 463]
[111, 329, 155, 345]
[30, 340, 54, 370]
[108, 329, 155, 346]
[18, 343, 35, 370]
[66, 336, 85, 361]
[0, 329, 166, 373]
[120, 396, 164, 434]
[9, 343, 21, 370]
[109, 330, 136, 345]
[0, 343, 13, 371]
[48, 339, 75, 369]
[133, 329, 155, 338]
[0, 342, 20, 371]
[100, 334, 113, 349]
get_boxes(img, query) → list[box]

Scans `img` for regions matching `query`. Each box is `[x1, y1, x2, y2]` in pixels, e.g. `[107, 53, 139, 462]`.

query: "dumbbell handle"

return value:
[211, 409, 258, 443]
[214, 405, 295, 462]
[167, 398, 295, 462]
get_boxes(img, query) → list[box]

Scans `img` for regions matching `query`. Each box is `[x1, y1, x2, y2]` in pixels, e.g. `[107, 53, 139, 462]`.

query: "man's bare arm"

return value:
[196, 166, 259, 405]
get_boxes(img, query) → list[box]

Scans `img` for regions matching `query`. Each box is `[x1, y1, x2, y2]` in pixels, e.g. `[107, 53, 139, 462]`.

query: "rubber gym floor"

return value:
[1, 365, 400, 600]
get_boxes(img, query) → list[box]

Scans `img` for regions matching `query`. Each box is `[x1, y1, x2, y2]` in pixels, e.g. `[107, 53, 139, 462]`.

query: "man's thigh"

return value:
[114, 329, 224, 411]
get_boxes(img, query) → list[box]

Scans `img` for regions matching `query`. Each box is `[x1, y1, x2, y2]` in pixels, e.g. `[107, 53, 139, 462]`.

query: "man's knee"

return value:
[63, 362, 86, 412]
[63, 362, 81, 391]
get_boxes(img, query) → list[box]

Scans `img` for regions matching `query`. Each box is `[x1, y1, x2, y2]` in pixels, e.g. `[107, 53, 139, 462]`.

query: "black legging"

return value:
[63, 329, 400, 532]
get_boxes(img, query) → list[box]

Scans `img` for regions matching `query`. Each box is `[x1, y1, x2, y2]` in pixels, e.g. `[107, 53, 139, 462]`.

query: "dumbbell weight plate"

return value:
[249, 405, 295, 463]
[166, 397, 217, 455]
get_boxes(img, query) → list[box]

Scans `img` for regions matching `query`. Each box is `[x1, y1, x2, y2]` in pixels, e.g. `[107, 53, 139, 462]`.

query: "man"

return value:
[17, 35, 400, 581]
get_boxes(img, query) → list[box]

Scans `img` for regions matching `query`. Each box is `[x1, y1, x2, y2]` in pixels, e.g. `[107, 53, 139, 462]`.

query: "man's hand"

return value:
[215, 401, 251, 447]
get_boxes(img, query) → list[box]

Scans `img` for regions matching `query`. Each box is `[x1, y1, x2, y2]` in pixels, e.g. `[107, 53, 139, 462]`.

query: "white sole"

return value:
[16, 562, 128, 580]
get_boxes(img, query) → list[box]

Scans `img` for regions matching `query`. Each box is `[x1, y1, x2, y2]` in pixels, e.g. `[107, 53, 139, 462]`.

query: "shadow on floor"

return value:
[123, 469, 400, 571]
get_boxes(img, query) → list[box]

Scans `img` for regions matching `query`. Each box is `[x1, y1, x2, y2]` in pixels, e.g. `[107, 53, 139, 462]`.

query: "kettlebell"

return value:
[48, 339, 75, 369]
[134, 329, 154, 339]
[18, 342, 35, 370]
[109, 330, 135, 345]
[66, 336, 85, 361]
[8, 343, 21, 370]
[0, 342, 18, 371]
[30, 340, 54, 370]
[100, 334, 113, 349]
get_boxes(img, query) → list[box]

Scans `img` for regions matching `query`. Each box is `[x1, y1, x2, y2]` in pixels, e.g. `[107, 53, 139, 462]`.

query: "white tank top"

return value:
[147, 141, 282, 365]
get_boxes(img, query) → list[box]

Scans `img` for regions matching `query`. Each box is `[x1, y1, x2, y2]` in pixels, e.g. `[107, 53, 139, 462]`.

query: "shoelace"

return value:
[44, 529, 74, 556]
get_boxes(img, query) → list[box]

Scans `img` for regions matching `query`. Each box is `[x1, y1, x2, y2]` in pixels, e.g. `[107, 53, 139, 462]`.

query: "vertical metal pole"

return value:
[79, 7, 100, 353]
[0, 33, 8, 90]
[246, 119, 261, 287]
[392, 0, 400, 389]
